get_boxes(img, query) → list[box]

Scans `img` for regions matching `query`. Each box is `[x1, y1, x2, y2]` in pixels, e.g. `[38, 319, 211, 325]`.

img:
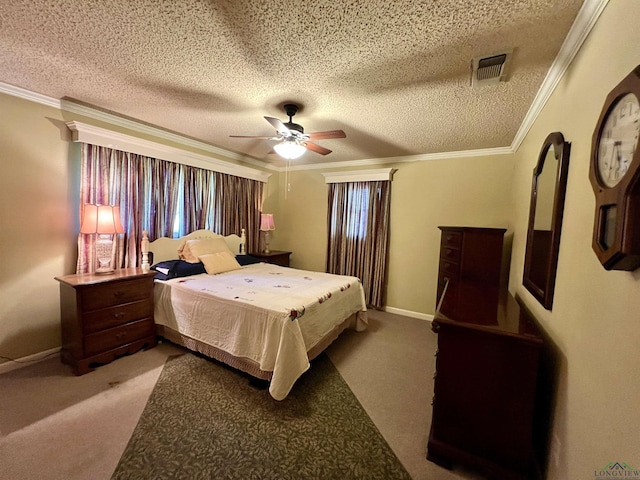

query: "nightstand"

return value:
[249, 250, 292, 267]
[55, 268, 157, 375]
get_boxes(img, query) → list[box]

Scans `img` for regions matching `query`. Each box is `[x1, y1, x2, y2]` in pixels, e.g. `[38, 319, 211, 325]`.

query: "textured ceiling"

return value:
[0, 0, 585, 167]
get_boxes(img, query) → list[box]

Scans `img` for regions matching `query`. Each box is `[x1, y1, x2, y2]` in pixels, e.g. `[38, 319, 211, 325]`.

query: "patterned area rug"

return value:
[111, 352, 411, 480]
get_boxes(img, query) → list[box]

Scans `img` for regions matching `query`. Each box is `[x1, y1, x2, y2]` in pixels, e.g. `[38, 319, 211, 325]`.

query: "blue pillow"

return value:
[151, 260, 206, 280]
[236, 255, 261, 266]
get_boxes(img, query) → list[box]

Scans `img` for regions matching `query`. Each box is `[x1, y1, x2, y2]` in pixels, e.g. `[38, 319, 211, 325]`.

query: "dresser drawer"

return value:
[440, 245, 461, 262]
[80, 278, 153, 311]
[439, 259, 460, 279]
[83, 299, 153, 334]
[441, 230, 462, 249]
[84, 319, 155, 357]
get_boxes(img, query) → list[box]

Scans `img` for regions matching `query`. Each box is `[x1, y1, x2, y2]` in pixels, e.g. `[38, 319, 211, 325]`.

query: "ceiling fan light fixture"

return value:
[274, 140, 306, 160]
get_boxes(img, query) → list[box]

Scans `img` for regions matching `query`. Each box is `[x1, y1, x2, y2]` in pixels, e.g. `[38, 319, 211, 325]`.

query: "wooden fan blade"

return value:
[304, 141, 332, 155]
[264, 116, 290, 134]
[229, 135, 277, 139]
[307, 130, 346, 140]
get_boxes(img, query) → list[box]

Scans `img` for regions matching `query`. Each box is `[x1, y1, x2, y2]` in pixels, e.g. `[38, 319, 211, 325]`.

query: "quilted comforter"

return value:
[154, 262, 368, 400]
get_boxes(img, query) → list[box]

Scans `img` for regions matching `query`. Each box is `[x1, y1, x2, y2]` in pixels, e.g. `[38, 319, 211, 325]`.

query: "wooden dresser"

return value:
[428, 226, 544, 479]
[55, 268, 157, 375]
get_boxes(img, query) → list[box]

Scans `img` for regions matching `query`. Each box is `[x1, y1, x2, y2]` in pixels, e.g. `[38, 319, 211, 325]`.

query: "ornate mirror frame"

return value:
[523, 132, 571, 310]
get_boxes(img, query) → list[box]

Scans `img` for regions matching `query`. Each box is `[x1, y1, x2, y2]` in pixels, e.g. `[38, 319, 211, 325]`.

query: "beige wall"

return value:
[0, 94, 76, 360]
[261, 168, 329, 272]
[508, 2, 640, 478]
[274, 155, 514, 316]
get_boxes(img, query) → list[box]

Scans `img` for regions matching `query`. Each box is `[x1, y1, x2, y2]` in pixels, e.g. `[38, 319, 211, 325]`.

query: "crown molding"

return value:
[510, 0, 609, 151]
[0, 82, 62, 108]
[284, 147, 514, 172]
[322, 168, 396, 183]
[66, 121, 271, 183]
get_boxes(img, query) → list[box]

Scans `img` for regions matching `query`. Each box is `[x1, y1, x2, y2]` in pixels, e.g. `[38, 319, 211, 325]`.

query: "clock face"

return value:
[597, 93, 640, 187]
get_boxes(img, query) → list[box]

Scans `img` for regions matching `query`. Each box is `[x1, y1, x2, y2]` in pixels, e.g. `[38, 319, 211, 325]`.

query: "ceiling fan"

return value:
[230, 103, 346, 159]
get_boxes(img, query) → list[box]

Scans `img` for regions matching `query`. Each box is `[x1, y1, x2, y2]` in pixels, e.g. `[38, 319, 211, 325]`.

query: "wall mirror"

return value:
[523, 132, 571, 309]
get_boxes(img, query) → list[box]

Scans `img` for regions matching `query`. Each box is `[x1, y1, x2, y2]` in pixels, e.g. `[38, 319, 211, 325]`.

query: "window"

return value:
[330, 183, 370, 240]
[326, 177, 392, 308]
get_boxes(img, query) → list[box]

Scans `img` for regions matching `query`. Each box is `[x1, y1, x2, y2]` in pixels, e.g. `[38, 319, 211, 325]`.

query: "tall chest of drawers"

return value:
[55, 268, 157, 375]
[436, 226, 506, 319]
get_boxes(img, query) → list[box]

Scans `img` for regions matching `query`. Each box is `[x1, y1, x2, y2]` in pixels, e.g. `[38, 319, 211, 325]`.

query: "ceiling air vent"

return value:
[471, 50, 512, 88]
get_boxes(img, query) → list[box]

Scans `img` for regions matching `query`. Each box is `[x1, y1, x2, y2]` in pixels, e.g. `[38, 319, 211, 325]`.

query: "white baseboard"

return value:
[383, 306, 433, 322]
[0, 347, 61, 375]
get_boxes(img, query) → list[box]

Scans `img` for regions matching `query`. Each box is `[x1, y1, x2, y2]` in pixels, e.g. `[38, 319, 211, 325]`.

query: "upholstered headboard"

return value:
[144, 229, 244, 265]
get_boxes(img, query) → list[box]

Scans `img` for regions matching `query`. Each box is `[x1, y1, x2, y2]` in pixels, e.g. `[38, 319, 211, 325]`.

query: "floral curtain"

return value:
[326, 181, 391, 308]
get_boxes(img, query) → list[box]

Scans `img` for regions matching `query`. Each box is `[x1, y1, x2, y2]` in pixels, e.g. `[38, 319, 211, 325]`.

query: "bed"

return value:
[145, 230, 368, 400]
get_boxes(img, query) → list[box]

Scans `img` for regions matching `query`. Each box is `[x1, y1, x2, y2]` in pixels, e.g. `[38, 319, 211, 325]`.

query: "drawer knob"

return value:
[113, 291, 125, 298]
[115, 332, 127, 340]
[114, 312, 125, 320]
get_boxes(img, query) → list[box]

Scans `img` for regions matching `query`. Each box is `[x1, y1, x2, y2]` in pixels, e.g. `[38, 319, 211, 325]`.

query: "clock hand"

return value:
[608, 142, 618, 182]
[614, 141, 622, 181]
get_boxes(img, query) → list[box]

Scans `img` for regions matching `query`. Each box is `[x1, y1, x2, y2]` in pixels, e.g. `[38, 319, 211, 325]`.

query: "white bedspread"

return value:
[154, 263, 368, 400]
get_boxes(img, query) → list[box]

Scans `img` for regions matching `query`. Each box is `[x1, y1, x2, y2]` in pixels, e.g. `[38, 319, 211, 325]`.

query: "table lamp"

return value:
[260, 213, 275, 254]
[80, 204, 125, 274]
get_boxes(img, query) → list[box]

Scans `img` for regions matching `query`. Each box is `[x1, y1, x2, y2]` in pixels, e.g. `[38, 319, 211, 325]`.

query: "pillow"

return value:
[151, 260, 206, 280]
[178, 237, 232, 263]
[236, 254, 261, 266]
[199, 252, 242, 275]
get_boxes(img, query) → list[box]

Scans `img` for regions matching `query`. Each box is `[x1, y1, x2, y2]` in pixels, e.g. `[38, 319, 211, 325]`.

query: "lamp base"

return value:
[95, 235, 115, 275]
[262, 231, 271, 254]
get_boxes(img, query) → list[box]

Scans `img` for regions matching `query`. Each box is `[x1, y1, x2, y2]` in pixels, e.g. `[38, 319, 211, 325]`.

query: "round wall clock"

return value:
[589, 65, 640, 271]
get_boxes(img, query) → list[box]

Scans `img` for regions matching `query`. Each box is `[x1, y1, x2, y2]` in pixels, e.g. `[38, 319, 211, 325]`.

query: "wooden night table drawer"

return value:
[83, 319, 155, 357]
[79, 278, 151, 310]
[83, 299, 154, 334]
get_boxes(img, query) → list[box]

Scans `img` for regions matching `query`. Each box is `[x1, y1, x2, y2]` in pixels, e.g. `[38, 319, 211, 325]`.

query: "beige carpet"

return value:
[0, 310, 477, 480]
